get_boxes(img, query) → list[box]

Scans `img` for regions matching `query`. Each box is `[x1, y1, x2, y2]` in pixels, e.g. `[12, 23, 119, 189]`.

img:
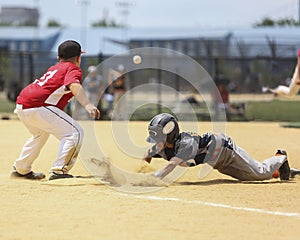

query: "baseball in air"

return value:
[133, 55, 142, 64]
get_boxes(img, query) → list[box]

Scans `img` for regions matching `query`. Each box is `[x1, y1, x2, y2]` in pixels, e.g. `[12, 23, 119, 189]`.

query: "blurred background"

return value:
[1, 0, 300, 121]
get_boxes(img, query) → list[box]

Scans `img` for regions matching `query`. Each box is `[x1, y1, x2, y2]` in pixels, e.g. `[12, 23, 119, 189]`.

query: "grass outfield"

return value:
[281, 122, 300, 128]
[0, 92, 15, 113]
[245, 100, 300, 122]
[1, 91, 300, 122]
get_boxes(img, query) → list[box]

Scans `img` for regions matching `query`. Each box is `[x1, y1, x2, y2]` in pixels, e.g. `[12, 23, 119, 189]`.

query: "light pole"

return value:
[34, 0, 40, 51]
[298, 0, 300, 22]
[116, 1, 133, 41]
[76, 0, 90, 48]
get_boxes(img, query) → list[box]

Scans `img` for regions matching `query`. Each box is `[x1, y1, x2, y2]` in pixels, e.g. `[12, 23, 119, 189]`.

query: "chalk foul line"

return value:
[118, 193, 300, 219]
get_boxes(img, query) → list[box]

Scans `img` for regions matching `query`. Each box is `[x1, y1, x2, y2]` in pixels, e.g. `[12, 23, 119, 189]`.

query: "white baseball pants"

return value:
[14, 105, 83, 175]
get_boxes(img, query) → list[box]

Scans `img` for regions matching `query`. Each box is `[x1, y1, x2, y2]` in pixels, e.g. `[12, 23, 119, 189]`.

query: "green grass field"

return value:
[0, 93, 15, 113]
[245, 100, 300, 122]
[1, 91, 300, 123]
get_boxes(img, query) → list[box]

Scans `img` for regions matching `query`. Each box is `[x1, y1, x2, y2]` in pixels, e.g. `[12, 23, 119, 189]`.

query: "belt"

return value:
[16, 104, 23, 110]
[14, 104, 25, 114]
[15, 104, 33, 110]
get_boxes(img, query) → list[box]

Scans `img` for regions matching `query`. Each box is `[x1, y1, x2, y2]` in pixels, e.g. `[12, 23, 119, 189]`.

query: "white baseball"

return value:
[133, 55, 142, 64]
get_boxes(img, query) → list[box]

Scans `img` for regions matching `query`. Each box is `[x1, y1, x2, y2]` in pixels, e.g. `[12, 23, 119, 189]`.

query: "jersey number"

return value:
[34, 70, 58, 86]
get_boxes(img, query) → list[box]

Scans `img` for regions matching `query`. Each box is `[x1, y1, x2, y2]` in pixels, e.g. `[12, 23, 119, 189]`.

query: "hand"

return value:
[85, 103, 100, 119]
[143, 154, 152, 164]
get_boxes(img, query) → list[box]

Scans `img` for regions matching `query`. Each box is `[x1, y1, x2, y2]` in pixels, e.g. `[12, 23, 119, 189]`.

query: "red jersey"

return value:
[17, 62, 82, 110]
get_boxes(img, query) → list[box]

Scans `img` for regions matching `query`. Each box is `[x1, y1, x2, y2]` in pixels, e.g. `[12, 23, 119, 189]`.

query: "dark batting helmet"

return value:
[146, 113, 179, 144]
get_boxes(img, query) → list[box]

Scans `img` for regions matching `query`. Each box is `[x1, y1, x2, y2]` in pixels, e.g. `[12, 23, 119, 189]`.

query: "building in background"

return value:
[0, 6, 39, 26]
[1, 25, 300, 100]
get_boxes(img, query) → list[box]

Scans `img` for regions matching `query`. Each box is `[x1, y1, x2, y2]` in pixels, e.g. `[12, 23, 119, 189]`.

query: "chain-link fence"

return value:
[0, 47, 297, 104]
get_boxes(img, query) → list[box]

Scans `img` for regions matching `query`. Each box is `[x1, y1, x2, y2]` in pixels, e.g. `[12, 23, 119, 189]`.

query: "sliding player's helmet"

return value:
[146, 113, 179, 144]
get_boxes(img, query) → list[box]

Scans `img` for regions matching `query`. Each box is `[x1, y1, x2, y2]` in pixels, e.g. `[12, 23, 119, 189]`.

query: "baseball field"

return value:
[0, 119, 299, 240]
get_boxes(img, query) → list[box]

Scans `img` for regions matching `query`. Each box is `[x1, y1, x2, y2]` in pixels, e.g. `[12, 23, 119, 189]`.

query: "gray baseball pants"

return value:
[205, 133, 286, 181]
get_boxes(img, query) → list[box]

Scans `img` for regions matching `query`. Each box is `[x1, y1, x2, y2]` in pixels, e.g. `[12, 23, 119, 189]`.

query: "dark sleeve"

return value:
[199, 133, 212, 148]
[193, 133, 212, 165]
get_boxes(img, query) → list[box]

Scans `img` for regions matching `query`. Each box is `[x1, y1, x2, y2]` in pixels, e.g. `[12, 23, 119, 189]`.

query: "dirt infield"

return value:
[0, 120, 300, 240]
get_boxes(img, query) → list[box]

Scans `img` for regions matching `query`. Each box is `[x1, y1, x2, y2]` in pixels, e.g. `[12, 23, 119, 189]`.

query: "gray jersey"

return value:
[148, 132, 212, 166]
[149, 132, 287, 181]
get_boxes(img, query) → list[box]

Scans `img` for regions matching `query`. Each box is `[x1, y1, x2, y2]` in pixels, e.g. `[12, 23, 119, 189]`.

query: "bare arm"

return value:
[69, 83, 101, 119]
[154, 156, 185, 179]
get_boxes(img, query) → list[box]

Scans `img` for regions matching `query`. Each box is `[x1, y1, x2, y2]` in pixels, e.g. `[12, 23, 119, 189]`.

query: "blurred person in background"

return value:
[84, 65, 102, 106]
[212, 77, 245, 121]
[73, 65, 103, 120]
[211, 77, 230, 120]
[262, 49, 300, 97]
[109, 64, 127, 120]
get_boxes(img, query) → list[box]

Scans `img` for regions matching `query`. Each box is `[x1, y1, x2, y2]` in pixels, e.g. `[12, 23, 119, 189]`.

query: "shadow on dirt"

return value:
[176, 179, 295, 186]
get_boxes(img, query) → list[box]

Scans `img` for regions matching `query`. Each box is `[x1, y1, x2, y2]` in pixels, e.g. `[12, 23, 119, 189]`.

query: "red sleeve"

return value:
[64, 67, 82, 87]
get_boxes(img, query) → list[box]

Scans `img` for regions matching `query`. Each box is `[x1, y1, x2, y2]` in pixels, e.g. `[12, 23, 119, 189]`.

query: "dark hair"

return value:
[58, 40, 85, 59]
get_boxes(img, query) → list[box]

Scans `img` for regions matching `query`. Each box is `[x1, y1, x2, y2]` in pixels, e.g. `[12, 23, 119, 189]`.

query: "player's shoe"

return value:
[272, 170, 279, 178]
[275, 150, 290, 180]
[262, 86, 270, 93]
[11, 167, 45, 180]
[49, 172, 74, 180]
[290, 168, 300, 178]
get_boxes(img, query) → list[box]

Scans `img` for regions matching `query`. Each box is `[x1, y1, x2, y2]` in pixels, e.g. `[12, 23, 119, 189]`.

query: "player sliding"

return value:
[143, 113, 300, 181]
[262, 49, 300, 96]
[11, 40, 100, 181]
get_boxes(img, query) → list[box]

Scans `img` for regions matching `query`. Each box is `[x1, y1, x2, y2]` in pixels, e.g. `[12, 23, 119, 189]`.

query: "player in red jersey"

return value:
[11, 40, 100, 180]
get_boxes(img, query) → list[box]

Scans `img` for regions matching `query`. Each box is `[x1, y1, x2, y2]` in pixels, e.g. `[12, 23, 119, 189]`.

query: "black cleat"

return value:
[275, 149, 287, 156]
[11, 167, 45, 180]
[290, 168, 300, 178]
[49, 172, 74, 181]
[275, 150, 290, 180]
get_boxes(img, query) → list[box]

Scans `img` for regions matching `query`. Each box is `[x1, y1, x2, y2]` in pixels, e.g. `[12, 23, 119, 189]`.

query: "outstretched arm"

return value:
[69, 83, 101, 119]
[154, 156, 185, 179]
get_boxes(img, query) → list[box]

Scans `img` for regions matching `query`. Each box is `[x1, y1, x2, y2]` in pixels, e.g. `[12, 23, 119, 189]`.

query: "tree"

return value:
[254, 17, 275, 27]
[254, 17, 300, 27]
[91, 18, 123, 28]
[47, 19, 62, 27]
[277, 18, 299, 26]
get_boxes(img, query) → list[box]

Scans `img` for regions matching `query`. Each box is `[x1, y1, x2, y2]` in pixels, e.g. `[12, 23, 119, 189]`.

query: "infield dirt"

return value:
[0, 120, 299, 240]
